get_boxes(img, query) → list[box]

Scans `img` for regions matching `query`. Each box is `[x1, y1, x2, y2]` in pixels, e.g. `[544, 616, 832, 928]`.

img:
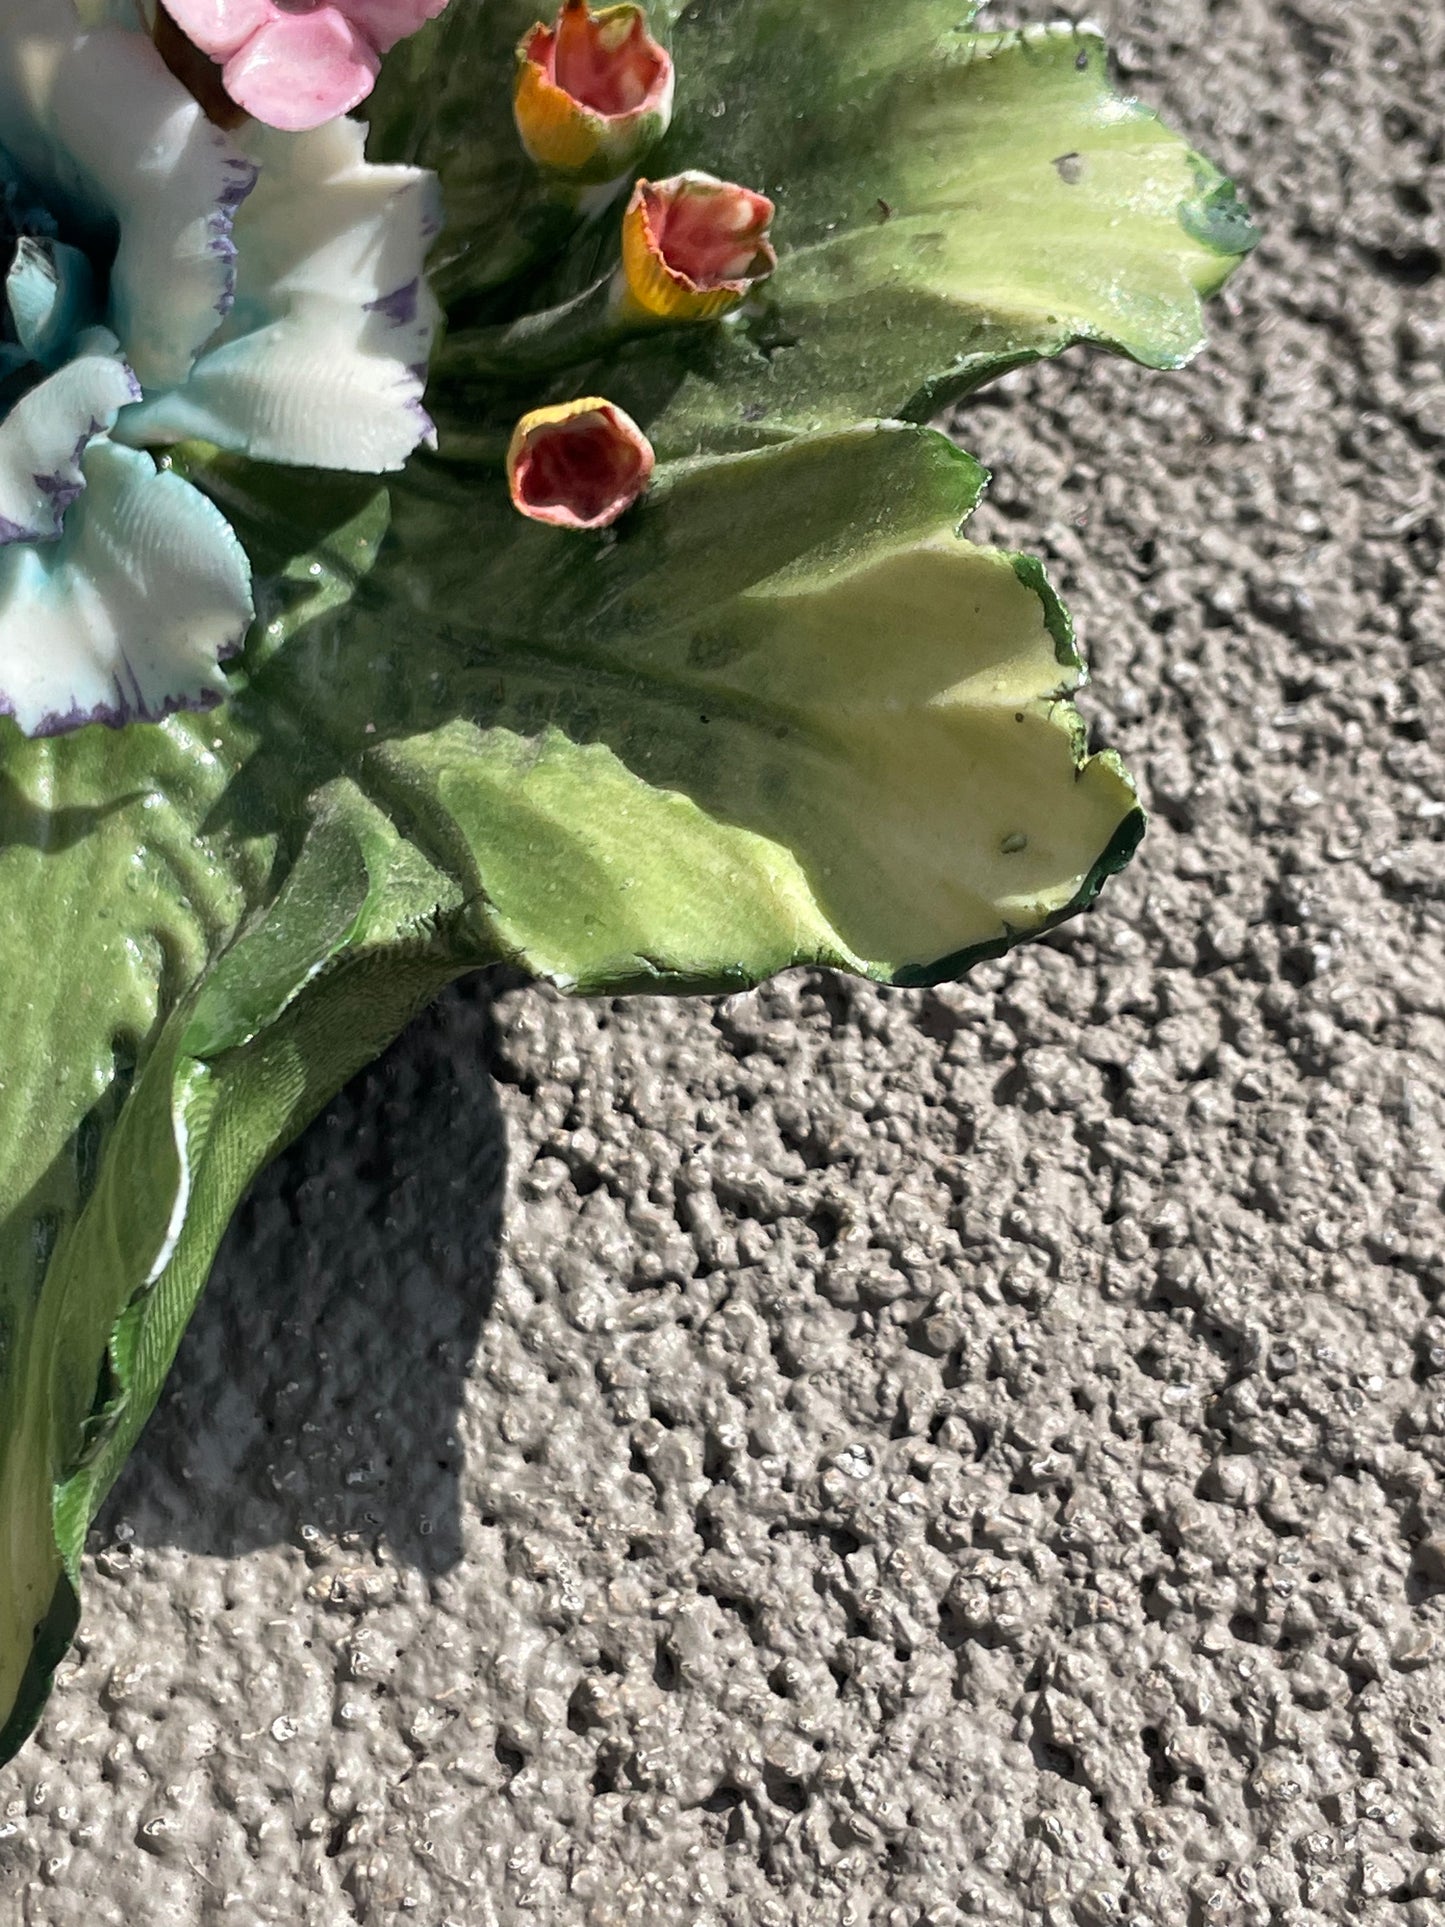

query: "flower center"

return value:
[0, 162, 39, 288]
[520, 415, 642, 521]
[641, 180, 774, 289]
[551, 5, 666, 118]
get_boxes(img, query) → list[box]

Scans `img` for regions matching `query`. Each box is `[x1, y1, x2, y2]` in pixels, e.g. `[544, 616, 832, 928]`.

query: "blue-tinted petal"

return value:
[0, 7, 256, 390]
[0, 438, 253, 737]
[0, 331, 140, 545]
[5, 238, 97, 370]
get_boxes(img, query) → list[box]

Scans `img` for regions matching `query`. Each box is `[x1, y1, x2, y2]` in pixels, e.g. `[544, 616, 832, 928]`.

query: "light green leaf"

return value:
[338, 424, 1140, 991]
[644, 11, 1257, 441]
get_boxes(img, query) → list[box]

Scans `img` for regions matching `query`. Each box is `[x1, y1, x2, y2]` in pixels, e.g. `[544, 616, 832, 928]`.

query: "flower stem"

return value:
[450, 275, 632, 381]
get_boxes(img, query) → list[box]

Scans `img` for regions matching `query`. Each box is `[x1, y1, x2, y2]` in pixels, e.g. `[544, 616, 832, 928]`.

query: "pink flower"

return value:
[514, 1, 673, 183]
[619, 172, 776, 323]
[507, 398, 655, 530]
[162, 0, 449, 132]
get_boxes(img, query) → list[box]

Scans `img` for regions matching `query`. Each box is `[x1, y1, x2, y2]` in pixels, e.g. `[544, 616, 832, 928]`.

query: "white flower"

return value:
[0, 0, 440, 735]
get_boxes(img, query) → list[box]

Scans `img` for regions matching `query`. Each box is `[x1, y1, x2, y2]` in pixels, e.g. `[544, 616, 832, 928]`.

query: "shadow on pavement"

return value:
[94, 975, 510, 1577]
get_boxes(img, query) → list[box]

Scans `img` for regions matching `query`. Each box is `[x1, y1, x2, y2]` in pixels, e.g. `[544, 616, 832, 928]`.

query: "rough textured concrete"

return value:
[4, 0, 1444, 1919]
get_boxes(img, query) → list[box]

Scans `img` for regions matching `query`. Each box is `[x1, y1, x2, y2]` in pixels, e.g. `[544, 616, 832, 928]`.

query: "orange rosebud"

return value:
[514, 0, 673, 183]
[618, 171, 777, 323]
[506, 397, 655, 530]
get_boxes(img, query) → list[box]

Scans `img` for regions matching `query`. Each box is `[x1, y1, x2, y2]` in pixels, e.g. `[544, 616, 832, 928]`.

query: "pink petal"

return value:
[550, 0, 667, 117]
[161, 0, 275, 63]
[221, 9, 379, 132]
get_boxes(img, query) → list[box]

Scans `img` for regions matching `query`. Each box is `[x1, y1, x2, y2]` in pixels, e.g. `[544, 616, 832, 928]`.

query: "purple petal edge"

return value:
[0, 625, 245, 739]
[209, 156, 261, 320]
[1, 383, 144, 549]
[365, 278, 421, 328]
[2, 681, 225, 740]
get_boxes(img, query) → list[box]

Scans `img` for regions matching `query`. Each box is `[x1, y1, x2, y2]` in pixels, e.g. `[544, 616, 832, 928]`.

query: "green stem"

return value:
[431, 174, 626, 312]
[449, 275, 634, 380]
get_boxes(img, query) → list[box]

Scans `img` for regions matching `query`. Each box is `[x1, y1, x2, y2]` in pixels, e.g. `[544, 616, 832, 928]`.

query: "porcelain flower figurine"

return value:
[0, 0, 1261, 1778]
[617, 171, 776, 322]
[161, 0, 450, 132]
[0, 0, 439, 735]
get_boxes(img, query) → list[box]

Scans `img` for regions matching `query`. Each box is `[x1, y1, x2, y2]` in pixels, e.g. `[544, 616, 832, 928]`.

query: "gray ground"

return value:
[4, 0, 1444, 1920]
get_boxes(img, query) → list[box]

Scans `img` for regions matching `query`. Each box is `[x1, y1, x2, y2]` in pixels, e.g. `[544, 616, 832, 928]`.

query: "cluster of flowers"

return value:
[505, 1, 776, 531]
[0, 0, 773, 738]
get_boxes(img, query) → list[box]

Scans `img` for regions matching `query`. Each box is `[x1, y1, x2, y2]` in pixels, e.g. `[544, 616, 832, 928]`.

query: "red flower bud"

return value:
[507, 398, 655, 530]
[619, 171, 777, 323]
[514, 0, 673, 183]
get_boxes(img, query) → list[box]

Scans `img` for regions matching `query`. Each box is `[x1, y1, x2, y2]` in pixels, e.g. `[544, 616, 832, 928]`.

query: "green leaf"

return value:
[335, 423, 1141, 991]
[0, 422, 1139, 1756]
[644, 11, 1258, 440]
[413, 2, 1255, 449]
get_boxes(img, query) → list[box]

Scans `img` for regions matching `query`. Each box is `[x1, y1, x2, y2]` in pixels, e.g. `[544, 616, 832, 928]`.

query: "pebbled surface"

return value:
[3, 0, 1444, 1920]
